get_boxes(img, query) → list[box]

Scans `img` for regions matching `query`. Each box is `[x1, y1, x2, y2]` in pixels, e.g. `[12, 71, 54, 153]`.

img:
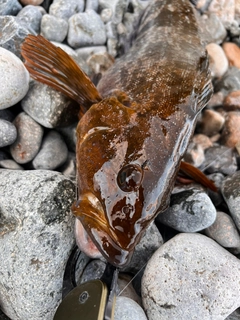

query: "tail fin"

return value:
[21, 35, 102, 111]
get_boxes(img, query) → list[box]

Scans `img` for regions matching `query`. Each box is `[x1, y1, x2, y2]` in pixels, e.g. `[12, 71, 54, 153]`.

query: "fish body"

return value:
[21, 0, 212, 267]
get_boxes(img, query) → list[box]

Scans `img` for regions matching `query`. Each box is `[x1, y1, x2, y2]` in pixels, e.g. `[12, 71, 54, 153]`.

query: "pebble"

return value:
[117, 273, 142, 304]
[156, 187, 216, 232]
[114, 296, 148, 320]
[0, 169, 75, 320]
[221, 171, 240, 232]
[0, 16, 34, 58]
[60, 152, 76, 181]
[198, 13, 227, 44]
[223, 42, 240, 69]
[208, 0, 235, 28]
[101, 8, 113, 23]
[221, 111, 240, 148]
[68, 10, 107, 48]
[206, 43, 228, 78]
[236, 0, 240, 24]
[214, 67, 240, 95]
[57, 122, 77, 152]
[198, 109, 225, 136]
[32, 131, 68, 170]
[21, 82, 79, 128]
[207, 172, 225, 207]
[183, 142, 205, 167]
[0, 47, 29, 110]
[192, 134, 213, 150]
[142, 233, 240, 320]
[223, 90, 240, 111]
[0, 159, 24, 170]
[87, 52, 114, 79]
[49, 0, 84, 20]
[41, 14, 68, 42]
[19, 0, 44, 4]
[85, 0, 99, 11]
[0, 119, 17, 148]
[10, 112, 44, 164]
[208, 91, 225, 108]
[75, 46, 107, 61]
[17, 5, 43, 33]
[0, 0, 22, 15]
[79, 259, 106, 284]
[205, 211, 240, 249]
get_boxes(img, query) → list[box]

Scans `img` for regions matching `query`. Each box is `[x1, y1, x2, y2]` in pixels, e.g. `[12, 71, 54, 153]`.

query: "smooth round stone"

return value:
[68, 10, 106, 48]
[221, 111, 240, 148]
[206, 43, 228, 78]
[0, 159, 24, 170]
[49, 0, 84, 20]
[198, 109, 225, 137]
[0, 119, 17, 147]
[20, 0, 44, 4]
[17, 5, 42, 33]
[79, 259, 106, 284]
[85, 0, 99, 11]
[10, 112, 44, 164]
[198, 13, 227, 44]
[32, 131, 68, 170]
[60, 152, 76, 181]
[0, 47, 29, 110]
[0, 0, 22, 15]
[75, 46, 107, 61]
[57, 122, 77, 152]
[41, 14, 68, 42]
[114, 296, 147, 320]
[117, 273, 142, 305]
[142, 233, 240, 320]
[215, 67, 240, 95]
[208, 0, 235, 28]
[156, 187, 216, 232]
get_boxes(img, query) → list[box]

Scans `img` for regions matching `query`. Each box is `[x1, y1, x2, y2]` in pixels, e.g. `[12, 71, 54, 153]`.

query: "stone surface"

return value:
[0, 169, 75, 320]
[114, 296, 147, 320]
[223, 90, 240, 111]
[0, 159, 24, 170]
[60, 152, 76, 181]
[32, 131, 68, 170]
[208, 0, 235, 27]
[183, 141, 205, 167]
[198, 13, 227, 44]
[0, 0, 22, 15]
[41, 14, 68, 42]
[221, 111, 240, 148]
[117, 273, 142, 305]
[214, 67, 240, 95]
[192, 134, 213, 150]
[198, 109, 225, 136]
[0, 47, 29, 110]
[223, 42, 240, 69]
[10, 112, 44, 164]
[0, 119, 17, 148]
[142, 233, 240, 320]
[86, 0, 99, 11]
[49, 0, 84, 20]
[21, 82, 79, 128]
[156, 187, 216, 232]
[206, 43, 228, 78]
[17, 5, 43, 33]
[79, 259, 106, 284]
[20, 0, 44, 4]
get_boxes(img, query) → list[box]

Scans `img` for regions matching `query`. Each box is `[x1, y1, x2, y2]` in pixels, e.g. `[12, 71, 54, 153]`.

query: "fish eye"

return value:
[117, 164, 143, 192]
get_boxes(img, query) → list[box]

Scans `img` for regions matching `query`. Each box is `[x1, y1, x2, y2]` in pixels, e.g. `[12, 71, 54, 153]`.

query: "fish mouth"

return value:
[71, 192, 133, 267]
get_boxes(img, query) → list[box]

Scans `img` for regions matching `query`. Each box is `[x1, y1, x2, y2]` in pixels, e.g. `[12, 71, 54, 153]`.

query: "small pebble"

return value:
[0, 159, 24, 170]
[41, 14, 68, 42]
[183, 142, 205, 167]
[198, 13, 227, 44]
[10, 112, 44, 164]
[57, 122, 77, 152]
[32, 131, 68, 170]
[206, 43, 228, 78]
[0, 119, 17, 147]
[205, 211, 240, 249]
[75, 46, 107, 61]
[19, 0, 44, 4]
[79, 259, 106, 284]
[223, 90, 240, 111]
[192, 134, 213, 150]
[236, 0, 240, 24]
[68, 10, 106, 48]
[0, 0, 22, 15]
[85, 0, 99, 11]
[208, 0, 235, 27]
[101, 8, 113, 23]
[117, 273, 142, 304]
[223, 42, 240, 69]
[0, 47, 29, 110]
[114, 296, 148, 320]
[49, 0, 84, 20]
[214, 67, 240, 95]
[60, 152, 76, 181]
[207, 172, 225, 207]
[156, 187, 216, 232]
[221, 111, 240, 148]
[87, 52, 114, 79]
[17, 5, 42, 33]
[198, 109, 225, 136]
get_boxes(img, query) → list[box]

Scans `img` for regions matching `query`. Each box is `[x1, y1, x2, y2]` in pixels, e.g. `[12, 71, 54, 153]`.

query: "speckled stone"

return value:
[206, 43, 228, 78]
[223, 42, 240, 69]
[142, 233, 240, 320]
[17, 5, 43, 33]
[32, 131, 68, 170]
[60, 152, 76, 181]
[221, 111, 240, 148]
[79, 259, 106, 284]
[0, 0, 22, 15]
[198, 109, 225, 136]
[208, 0, 235, 27]
[198, 13, 227, 44]
[41, 14, 68, 42]
[223, 90, 240, 111]
[49, 0, 84, 20]
[86, 0, 99, 11]
[0, 47, 29, 110]
[214, 67, 240, 95]
[10, 112, 44, 164]
[114, 297, 148, 320]
[0, 119, 17, 148]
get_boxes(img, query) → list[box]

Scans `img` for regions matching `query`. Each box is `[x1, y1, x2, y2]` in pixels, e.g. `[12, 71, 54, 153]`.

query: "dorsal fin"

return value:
[21, 35, 102, 111]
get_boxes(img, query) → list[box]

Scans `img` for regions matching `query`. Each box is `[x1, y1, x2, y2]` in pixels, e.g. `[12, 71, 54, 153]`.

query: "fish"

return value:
[21, 0, 214, 267]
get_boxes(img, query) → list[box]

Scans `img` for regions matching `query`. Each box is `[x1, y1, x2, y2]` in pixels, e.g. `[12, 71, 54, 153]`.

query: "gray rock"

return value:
[0, 150, 9, 161]
[32, 131, 68, 170]
[10, 112, 44, 164]
[0, 0, 22, 15]
[221, 171, 240, 231]
[0, 159, 24, 170]
[79, 259, 106, 284]
[215, 67, 240, 95]
[142, 233, 240, 320]
[60, 152, 76, 181]
[117, 273, 142, 305]
[205, 211, 240, 249]
[227, 308, 240, 320]
[68, 10, 106, 48]
[21, 82, 79, 128]
[207, 172, 225, 207]
[0, 119, 17, 147]
[17, 5, 42, 33]
[99, 0, 129, 24]
[0, 169, 75, 320]
[114, 296, 147, 320]
[41, 14, 68, 42]
[156, 187, 216, 232]
[198, 13, 227, 45]
[49, 0, 84, 20]
[85, 0, 99, 11]
[0, 15, 35, 58]
[100, 8, 113, 23]
[57, 122, 77, 152]
[0, 47, 29, 110]
[75, 46, 107, 61]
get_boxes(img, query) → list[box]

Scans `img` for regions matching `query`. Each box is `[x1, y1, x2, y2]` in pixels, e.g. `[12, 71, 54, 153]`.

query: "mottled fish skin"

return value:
[73, 0, 213, 267]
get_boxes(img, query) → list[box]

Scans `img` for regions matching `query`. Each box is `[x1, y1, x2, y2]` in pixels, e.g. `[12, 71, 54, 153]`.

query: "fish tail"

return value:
[21, 35, 102, 111]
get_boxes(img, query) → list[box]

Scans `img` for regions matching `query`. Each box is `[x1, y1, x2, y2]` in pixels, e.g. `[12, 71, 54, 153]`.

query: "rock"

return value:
[223, 90, 240, 111]
[117, 273, 142, 305]
[17, 5, 43, 33]
[205, 211, 240, 249]
[208, 0, 235, 28]
[221, 171, 240, 232]
[60, 152, 76, 181]
[0, 47, 29, 110]
[198, 109, 225, 136]
[10, 112, 44, 164]
[49, 0, 84, 20]
[19, 0, 44, 4]
[57, 122, 77, 152]
[183, 142, 205, 167]
[41, 14, 68, 42]
[207, 172, 225, 207]
[100, 8, 113, 23]
[21, 82, 79, 128]
[0, 15, 34, 58]
[156, 187, 216, 232]
[86, 52, 114, 79]
[221, 111, 240, 148]
[0, 0, 22, 15]
[99, 0, 129, 24]
[192, 134, 213, 150]
[79, 259, 106, 284]
[75, 46, 107, 61]
[0, 159, 24, 170]
[32, 131, 68, 170]
[223, 42, 240, 69]
[206, 43, 228, 78]
[68, 10, 106, 48]
[198, 13, 227, 44]
[0, 169, 75, 320]
[142, 233, 240, 320]
[0, 119, 17, 148]
[227, 308, 240, 320]
[85, 0, 99, 11]
[214, 67, 240, 95]
[236, 0, 240, 24]
[114, 296, 147, 320]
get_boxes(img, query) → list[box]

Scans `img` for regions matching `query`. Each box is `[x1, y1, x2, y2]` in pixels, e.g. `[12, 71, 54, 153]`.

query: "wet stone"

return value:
[41, 14, 68, 42]
[0, 0, 22, 15]
[142, 233, 240, 320]
[156, 187, 216, 232]
[0, 47, 29, 110]
[32, 131, 68, 170]
[10, 112, 44, 164]
[0, 119, 17, 148]
[17, 5, 42, 33]
[49, 0, 84, 20]
[114, 296, 148, 320]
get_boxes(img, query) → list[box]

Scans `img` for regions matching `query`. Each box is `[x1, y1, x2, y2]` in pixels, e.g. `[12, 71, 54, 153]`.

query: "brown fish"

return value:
[21, 0, 213, 267]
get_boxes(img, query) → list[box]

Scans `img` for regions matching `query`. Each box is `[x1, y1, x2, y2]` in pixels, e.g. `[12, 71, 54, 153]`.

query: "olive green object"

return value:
[53, 279, 108, 320]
